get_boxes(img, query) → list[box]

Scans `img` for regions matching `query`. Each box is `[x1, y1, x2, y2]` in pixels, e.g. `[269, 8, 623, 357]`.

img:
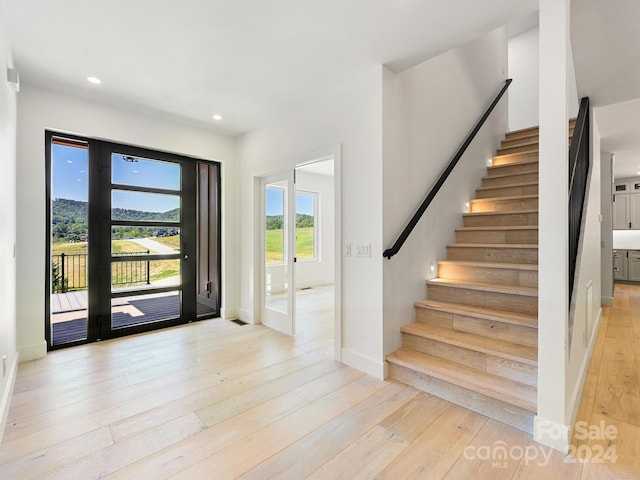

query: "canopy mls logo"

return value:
[463, 421, 618, 468]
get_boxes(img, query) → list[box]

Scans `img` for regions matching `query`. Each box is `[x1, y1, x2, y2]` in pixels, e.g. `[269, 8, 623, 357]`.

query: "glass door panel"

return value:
[49, 137, 90, 347]
[106, 150, 188, 334]
[262, 172, 295, 335]
[111, 154, 181, 190]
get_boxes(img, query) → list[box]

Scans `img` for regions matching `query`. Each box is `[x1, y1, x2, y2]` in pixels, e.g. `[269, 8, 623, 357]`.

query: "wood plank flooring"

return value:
[1, 284, 639, 479]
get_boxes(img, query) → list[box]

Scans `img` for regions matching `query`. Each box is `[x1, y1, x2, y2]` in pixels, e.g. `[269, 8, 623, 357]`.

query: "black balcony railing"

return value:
[52, 251, 151, 293]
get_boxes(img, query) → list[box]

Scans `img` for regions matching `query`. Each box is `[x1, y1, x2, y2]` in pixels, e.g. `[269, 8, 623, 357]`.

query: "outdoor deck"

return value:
[51, 290, 216, 345]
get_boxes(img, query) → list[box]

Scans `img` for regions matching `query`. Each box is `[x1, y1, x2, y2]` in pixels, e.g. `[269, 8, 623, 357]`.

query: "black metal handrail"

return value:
[383, 79, 512, 259]
[568, 97, 590, 302]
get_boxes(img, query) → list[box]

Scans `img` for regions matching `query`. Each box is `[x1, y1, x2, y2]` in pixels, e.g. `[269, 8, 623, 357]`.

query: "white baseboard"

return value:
[220, 307, 239, 320]
[534, 416, 571, 453]
[601, 296, 613, 306]
[341, 348, 385, 380]
[0, 352, 18, 445]
[18, 340, 47, 362]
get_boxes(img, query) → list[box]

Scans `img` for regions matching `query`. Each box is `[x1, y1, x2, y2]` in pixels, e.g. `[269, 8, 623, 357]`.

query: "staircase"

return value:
[386, 120, 575, 434]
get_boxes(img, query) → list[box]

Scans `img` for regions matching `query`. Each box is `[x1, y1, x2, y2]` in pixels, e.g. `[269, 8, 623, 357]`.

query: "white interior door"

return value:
[261, 171, 296, 335]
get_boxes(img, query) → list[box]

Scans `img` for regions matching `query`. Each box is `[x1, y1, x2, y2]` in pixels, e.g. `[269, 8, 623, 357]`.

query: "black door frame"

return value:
[45, 130, 221, 350]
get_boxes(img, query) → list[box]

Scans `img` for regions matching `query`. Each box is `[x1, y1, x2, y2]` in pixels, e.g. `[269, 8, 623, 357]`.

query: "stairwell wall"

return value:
[565, 111, 602, 429]
[0, 1, 18, 445]
[382, 28, 508, 357]
[508, 25, 580, 131]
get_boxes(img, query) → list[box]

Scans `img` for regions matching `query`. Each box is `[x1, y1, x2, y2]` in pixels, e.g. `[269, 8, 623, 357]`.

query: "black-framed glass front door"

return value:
[46, 131, 220, 349]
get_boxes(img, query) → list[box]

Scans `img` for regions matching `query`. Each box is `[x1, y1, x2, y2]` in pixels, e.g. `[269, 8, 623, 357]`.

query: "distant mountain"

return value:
[52, 198, 180, 242]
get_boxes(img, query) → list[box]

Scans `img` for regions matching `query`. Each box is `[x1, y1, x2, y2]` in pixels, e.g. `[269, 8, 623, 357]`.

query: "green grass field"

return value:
[266, 227, 314, 263]
[153, 235, 181, 250]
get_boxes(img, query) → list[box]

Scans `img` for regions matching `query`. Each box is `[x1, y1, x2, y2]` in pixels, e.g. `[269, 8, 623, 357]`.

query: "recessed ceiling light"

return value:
[212, 114, 222, 121]
[87, 76, 102, 84]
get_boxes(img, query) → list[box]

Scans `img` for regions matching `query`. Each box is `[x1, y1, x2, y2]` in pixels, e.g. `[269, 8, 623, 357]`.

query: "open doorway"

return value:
[259, 153, 339, 356]
[293, 159, 335, 350]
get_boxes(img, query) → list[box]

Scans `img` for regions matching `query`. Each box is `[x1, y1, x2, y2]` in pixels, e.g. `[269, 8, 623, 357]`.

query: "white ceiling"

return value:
[4, 0, 537, 136]
[571, 0, 640, 178]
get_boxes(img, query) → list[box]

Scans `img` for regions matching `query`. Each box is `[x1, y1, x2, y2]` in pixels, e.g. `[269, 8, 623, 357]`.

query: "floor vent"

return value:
[231, 319, 248, 326]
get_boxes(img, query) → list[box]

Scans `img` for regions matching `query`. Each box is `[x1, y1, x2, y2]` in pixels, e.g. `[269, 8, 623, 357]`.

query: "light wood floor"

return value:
[0, 284, 638, 479]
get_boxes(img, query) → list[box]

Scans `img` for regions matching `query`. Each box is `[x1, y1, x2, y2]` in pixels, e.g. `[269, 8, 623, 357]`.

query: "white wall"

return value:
[536, 0, 601, 451]
[601, 153, 613, 305]
[565, 110, 602, 428]
[382, 28, 508, 355]
[238, 67, 384, 377]
[295, 169, 334, 288]
[508, 26, 540, 131]
[0, 2, 18, 444]
[508, 25, 579, 131]
[15, 84, 239, 360]
[536, 0, 571, 450]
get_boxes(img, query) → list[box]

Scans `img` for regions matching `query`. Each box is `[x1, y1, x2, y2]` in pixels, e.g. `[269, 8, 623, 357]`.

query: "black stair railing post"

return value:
[383, 79, 512, 260]
[568, 96, 590, 304]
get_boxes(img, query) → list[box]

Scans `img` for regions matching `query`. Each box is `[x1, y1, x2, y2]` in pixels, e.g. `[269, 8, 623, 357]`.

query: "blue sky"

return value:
[53, 144, 315, 215]
[266, 187, 314, 216]
[52, 144, 88, 202]
[52, 145, 180, 212]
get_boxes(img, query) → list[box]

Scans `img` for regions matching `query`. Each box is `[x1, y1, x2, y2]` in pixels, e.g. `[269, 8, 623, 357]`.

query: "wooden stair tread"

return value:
[499, 139, 538, 148]
[489, 156, 538, 167]
[446, 242, 538, 249]
[438, 259, 538, 271]
[463, 209, 538, 217]
[386, 349, 537, 412]
[414, 299, 538, 328]
[426, 277, 538, 297]
[504, 118, 574, 138]
[477, 181, 538, 191]
[456, 225, 538, 231]
[401, 322, 537, 365]
[471, 194, 538, 202]
[505, 125, 540, 137]
[482, 172, 538, 181]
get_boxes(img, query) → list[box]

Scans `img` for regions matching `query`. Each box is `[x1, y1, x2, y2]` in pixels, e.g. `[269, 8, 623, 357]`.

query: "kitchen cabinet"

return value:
[614, 181, 631, 194]
[613, 194, 630, 229]
[629, 251, 640, 282]
[613, 178, 640, 229]
[613, 250, 628, 280]
[613, 192, 640, 229]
